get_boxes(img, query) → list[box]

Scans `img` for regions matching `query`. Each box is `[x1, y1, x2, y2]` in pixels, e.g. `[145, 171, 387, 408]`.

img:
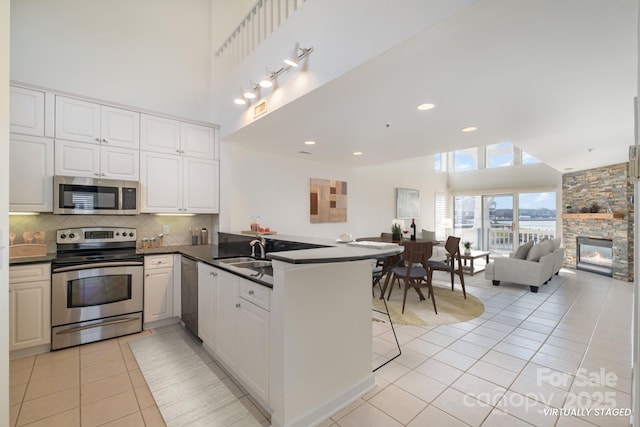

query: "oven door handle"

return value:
[52, 260, 143, 273]
[54, 316, 141, 335]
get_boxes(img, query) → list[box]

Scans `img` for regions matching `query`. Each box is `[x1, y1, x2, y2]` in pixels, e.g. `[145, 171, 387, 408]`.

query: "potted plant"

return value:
[463, 241, 472, 254]
[391, 223, 402, 242]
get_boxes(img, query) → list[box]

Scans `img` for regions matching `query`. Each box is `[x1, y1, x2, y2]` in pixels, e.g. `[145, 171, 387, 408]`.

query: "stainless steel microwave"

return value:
[54, 176, 140, 215]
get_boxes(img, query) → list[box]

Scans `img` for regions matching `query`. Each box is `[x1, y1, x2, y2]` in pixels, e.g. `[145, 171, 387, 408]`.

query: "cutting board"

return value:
[10, 244, 47, 259]
[241, 230, 277, 236]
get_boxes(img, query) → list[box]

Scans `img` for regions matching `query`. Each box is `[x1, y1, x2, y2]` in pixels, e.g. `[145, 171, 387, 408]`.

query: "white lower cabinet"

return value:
[197, 263, 270, 404]
[197, 262, 217, 350]
[9, 264, 51, 351]
[236, 294, 270, 402]
[144, 255, 174, 323]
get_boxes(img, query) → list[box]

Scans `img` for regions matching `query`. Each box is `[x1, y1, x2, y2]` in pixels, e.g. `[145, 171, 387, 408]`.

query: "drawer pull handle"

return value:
[235, 303, 240, 308]
[248, 290, 254, 295]
[210, 272, 217, 276]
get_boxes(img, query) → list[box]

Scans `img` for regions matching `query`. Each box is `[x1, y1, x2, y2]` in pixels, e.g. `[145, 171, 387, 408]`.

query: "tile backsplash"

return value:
[9, 213, 217, 252]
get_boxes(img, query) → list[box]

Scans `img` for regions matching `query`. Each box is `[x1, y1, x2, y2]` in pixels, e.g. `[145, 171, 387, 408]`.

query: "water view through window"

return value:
[454, 192, 556, 253]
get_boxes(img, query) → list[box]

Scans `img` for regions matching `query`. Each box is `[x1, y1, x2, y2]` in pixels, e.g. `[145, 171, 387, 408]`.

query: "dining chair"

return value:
[427, 236, 467, 299]
[388, 240, 437, 314]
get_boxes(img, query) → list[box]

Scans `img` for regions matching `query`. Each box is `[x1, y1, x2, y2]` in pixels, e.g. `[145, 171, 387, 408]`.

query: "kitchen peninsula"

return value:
[206, 232, 403, 427]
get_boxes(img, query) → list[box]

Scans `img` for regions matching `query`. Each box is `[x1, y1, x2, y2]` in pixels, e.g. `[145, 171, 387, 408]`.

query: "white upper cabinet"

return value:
[101, 105, 140, 148]
[140, 152, 183, 212]
[140, 152, 218, 213]
[183, 158, 219, 213]
[54, 140, 138, 180]
[55, 96, 139, 148]
[141, 114, 217, 160]
[55, 96, 101, 143]
[140, 114, 181, 154]
[181, 122, 216, 159]
[10, 87, 45, 136]
[10, 135, 54, 212]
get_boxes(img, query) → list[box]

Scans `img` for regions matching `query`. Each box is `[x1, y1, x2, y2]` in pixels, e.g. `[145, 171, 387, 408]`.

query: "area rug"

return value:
[373, 282, 484, 326]
[128, 328, 262, 427]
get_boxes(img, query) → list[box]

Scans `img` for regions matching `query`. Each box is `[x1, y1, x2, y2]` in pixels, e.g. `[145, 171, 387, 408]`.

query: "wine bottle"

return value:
[410, 218, 416, 241]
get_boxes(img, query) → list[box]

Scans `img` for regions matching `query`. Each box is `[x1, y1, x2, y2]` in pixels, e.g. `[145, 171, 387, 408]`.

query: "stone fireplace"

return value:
[562, 163, 634, 282]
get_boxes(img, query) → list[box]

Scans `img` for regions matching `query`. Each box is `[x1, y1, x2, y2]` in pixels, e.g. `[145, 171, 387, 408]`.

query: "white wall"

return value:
[220, 144, 447, 239]
[10, 0, 214, 122]
[1, 0, 10, 423]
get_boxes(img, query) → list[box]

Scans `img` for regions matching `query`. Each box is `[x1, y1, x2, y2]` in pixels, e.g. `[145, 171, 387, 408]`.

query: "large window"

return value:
[455, 191, 556, 253]
[486, 143, 514, 168]
[521, 151, 540, 164]
[454, 148, 478, 172]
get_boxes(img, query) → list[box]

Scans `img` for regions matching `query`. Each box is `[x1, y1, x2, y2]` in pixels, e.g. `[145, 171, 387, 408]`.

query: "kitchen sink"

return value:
[231, 260, 272, 269]
[217, 256, 257, 264]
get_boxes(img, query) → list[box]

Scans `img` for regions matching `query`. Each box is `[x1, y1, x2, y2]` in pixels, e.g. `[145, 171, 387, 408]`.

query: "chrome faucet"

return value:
[250, 236, 266, 258]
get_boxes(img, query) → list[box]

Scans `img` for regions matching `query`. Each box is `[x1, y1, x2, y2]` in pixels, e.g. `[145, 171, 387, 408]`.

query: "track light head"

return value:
[284, 58, 298, 67]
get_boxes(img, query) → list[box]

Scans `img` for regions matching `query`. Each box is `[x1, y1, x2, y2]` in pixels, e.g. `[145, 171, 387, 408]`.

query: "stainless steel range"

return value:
[51, 227, 143, 350]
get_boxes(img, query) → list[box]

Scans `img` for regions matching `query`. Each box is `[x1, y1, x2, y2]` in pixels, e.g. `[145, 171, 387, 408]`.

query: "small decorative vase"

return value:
[464, 249, 471, 255]
[392, 233, 401, 242]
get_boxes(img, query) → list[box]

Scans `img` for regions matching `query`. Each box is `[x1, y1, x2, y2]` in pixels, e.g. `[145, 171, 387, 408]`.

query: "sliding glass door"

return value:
[455, 191, 557, 255]
[483, 194, 514, 255]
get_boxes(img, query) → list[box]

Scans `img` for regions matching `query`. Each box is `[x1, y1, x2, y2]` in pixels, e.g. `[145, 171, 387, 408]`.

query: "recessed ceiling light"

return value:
[259, 79, 273, 88]
[353, 151, 363, 156]
[243, 90, 256, 99]
[461, 126, 478, 132]
[234, 98, 246, 105]
[417, 103, 435, 111]
[304, 140, 316, 145]
[284, 58, 298, 67]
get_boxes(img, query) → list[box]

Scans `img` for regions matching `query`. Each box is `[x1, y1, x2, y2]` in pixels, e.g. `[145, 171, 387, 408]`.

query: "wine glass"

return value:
[402, 229, 409, 239]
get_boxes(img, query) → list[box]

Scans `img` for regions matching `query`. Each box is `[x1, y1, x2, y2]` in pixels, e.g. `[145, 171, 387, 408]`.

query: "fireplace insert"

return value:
[576, 237, 613, 277]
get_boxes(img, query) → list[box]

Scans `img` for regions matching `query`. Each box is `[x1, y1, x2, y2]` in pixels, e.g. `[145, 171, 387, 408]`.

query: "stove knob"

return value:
[115, 232, 120, 236]
[68, 233, 75, 239]
[128, 232, 135, 237]
[60, 233, 66, 239]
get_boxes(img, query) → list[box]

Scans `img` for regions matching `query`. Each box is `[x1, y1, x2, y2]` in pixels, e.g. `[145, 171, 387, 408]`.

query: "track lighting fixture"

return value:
[233, 45, 314, 106]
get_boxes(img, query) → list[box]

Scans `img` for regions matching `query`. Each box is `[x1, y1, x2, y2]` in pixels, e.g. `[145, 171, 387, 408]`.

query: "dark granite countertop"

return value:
[9, 253, 56, 266]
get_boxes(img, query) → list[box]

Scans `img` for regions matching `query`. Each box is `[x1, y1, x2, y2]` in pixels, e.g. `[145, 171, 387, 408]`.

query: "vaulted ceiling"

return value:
[224, 0, 638, 172]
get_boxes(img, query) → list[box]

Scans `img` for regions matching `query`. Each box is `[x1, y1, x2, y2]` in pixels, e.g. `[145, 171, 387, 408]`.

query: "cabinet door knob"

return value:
[145, 274, 149, 277]
[210, 271, 217, 276]
[102, 138, 108, 143]
[235, 303, 240, 308]
[94, 172, 100, 176]
[248, 290, 254, 295]
[95, 138, 100, 142]
[176, 149, 180, 153]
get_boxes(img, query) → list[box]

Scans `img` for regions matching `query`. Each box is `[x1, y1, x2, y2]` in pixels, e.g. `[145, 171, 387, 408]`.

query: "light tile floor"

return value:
[9, 267, 634, 426]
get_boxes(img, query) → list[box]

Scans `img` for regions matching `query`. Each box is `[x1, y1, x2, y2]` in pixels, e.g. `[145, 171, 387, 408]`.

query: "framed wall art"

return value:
[310, 178, 347, 223]
[396, 188, 420, 219]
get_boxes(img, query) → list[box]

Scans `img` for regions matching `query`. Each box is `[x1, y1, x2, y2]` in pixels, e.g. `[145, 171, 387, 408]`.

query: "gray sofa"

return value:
[485, 238, 564, 293]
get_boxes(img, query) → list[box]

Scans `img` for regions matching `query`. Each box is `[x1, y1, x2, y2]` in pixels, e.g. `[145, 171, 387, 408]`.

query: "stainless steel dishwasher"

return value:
[181, 257, 198, 337]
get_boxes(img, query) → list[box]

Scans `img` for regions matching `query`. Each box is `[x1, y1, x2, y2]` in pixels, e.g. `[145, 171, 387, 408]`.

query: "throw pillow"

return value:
[551, 237, 562, 250]
[539, 239, 554, 256]
[526, 243, 543, 262]
[513, 240, 534, 260]
[422, 230, 436, 241]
